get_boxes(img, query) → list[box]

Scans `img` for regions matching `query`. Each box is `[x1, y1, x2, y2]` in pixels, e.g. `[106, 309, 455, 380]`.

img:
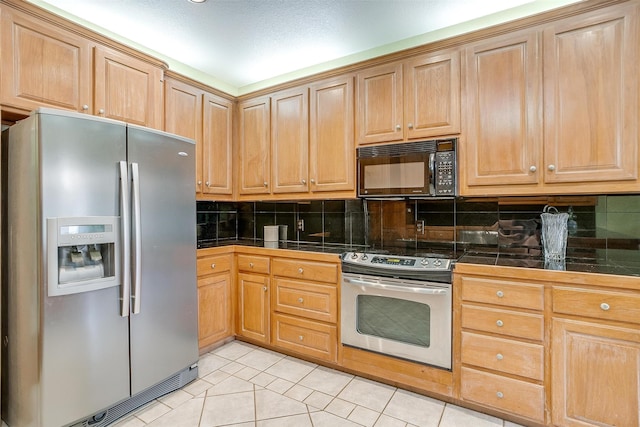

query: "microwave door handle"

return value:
[344, 277, 448, 295]
[428, 152, 436, 196]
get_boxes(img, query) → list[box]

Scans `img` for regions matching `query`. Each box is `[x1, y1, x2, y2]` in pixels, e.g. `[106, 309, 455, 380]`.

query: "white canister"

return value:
[264, 225, 279, 242]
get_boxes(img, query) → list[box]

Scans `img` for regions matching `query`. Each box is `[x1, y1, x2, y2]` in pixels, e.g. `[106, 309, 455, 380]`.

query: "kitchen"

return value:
[1, 0, 640, 426]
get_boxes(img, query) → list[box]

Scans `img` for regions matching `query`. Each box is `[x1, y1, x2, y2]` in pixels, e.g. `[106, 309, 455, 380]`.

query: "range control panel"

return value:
[342, 252, 451, 271]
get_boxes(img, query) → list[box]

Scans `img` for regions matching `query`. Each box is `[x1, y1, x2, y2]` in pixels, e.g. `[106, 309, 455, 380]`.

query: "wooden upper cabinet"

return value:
[356, 62, 404, 145]
[404, 50, 460, 139]
[271, 87, 309, 194]
[94, 45, 164, 130]
[164, 77, 204, 192]
[463, 30, 542, 190]
[543, 3, 639, 185]
[0, 7, 92, 113]
[203, 93, 233, 196]
[309, 75, 355, 194]
[238, 96, 271, 195]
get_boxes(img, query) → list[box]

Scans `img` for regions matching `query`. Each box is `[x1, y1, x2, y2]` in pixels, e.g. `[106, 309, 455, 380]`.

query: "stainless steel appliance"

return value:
[341, 252, 452, 369]
[1, 108, 199, 427]
[357, 138, 457, 198]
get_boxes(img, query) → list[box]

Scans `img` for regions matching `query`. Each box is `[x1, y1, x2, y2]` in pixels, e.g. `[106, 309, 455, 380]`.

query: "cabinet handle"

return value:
[496, 290, 504, 298]
[310, 179, 315, 184]
[395, 124, 401, 131]
[298, 335, 304, 341]
[98, 108, 105, 115]
[600, 302, 610, 311]
[263, 181, 268, 187]
[263, 286, 267, 292]
[197, 180, 202, 185]
[496, 353, 504, 361]
[496, 320, 504, 327]
[407, 123, 413, 129]
[529, 165, 537, 172]
[205, 181, 210, 187]
[301, 179, 306, 185]
[298, 297, 304, 303]
[298, 268, 304, 274]
[210, 263, 216, 269]
[82, 104, 89, 111]
[548, 164, 556, 171]
[249, 262, 254, 268]
[496, 391, 504, 399]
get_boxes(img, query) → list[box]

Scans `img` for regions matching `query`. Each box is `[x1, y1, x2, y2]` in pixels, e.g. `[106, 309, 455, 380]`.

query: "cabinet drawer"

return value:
[461, 304, 544, 341]
[461, 367, 544, 422]
[272, 313, 337, 362]
[197, 254, 232, 277]
[273, 278, 337, 323]
[237, 254, 270, 274]
[461, 332, 544, 381]
[272, 258, 338, 283]
[460, 276, 544, 310]
[553, 286, 640, 325]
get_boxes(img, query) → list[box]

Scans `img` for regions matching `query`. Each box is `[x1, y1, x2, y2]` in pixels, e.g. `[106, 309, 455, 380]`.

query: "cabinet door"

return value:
[203, 93, 233, 196]
[1, 7, 92, 113]
[404, 51, 460, 139]
[552, 318, 640, 427]
[463, 30, 542, 189]
[309, 75, 355, 193]
[198, 272, 232, 350]
[237, 273, 270, 344]
[164, 78, 204, 193]
[356, 62, 403, 145]
[543, 4, 638, 185]
[94, 45, 164, 129]
[238, 97, 271, 195]
[271, 87, 309, 194]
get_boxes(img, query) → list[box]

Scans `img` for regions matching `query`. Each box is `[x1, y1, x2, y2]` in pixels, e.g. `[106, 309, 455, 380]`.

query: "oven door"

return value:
[341, 272, 452, 369]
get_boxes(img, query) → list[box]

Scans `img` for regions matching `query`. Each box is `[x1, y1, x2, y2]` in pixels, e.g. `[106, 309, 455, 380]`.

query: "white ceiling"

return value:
[28, 0, 582, 95]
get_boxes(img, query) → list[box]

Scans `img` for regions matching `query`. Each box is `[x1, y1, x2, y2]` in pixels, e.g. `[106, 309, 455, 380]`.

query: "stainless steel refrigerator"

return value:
[1, 108, 199, 427]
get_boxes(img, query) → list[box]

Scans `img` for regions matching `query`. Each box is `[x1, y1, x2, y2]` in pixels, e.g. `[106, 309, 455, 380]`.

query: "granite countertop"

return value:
[198, 239, 640, 278]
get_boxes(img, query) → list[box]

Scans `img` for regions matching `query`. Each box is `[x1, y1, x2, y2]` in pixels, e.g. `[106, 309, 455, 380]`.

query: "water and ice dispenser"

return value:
[47, 216, 120, 296]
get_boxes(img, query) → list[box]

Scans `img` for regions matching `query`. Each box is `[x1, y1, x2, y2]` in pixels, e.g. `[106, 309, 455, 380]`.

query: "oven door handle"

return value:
[344, 277, 449, 295]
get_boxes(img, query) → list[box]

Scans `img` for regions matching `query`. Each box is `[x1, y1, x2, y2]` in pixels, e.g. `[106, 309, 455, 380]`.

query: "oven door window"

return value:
[356, 295, 430, 347]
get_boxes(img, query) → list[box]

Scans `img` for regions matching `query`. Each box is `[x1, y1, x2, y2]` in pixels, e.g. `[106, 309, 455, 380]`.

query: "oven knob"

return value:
[420, 258, 429, 266]
[351, 253, 359, 259]
[362, 254, 368, 261]
[434, 259, 442, 267]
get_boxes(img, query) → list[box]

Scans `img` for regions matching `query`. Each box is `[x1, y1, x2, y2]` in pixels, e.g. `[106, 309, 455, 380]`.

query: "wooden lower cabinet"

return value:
[196, 252, 233, 351]
[237, 272, 270, 344]
[551, 317, 640, 427]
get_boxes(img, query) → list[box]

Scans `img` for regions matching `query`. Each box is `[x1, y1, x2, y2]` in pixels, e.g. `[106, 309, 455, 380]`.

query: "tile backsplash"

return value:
[197, 196, 640, 260]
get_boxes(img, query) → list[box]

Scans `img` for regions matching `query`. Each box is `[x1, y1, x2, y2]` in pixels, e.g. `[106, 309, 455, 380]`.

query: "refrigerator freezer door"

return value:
[127, 125, 198, 395]
[3, 109, 131, 427]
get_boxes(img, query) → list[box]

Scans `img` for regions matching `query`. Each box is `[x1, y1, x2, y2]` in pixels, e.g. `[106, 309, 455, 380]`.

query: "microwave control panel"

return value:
[434, 151, 455, 195]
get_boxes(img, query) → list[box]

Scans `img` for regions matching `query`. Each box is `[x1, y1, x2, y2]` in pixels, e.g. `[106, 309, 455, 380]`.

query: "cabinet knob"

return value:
[310, 179, 315, 184]
[548, 164, 556, 171]
[205, 181, 210, 187]
[496, 353, 504, 361]
[263, 181, 268, 187]
[496, 290, 504, 298]
[496, 391, 504, 399]
[600, 302, 610, 311]
[298, 268, 304, 274]
[263, 286, 267, 292]
[407, 123, 413, 129]
[210, 263, 216, 269]
[395, 124, 401, 131]
[529, 165, 537, 172]
[301, 179, 306, 185]
[82, 104, 89, 111]
[496, 320, 504, 327]
[298, 335, 304, 341]
[249, 262, 254, 268]
[98, 108, 105, 115]
[298, 297, 304, 303]
[197, 180, 202, 185]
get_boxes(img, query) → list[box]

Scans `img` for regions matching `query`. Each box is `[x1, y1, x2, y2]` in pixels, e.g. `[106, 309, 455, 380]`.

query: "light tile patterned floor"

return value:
[107, 341, 524, 426]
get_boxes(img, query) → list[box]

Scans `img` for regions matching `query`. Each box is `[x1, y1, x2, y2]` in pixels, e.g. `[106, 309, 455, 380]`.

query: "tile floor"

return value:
[105, 340, 522, 427]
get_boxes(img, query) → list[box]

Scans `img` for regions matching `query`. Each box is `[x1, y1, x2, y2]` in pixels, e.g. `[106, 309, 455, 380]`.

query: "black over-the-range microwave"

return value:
[357, 138, 457, 198]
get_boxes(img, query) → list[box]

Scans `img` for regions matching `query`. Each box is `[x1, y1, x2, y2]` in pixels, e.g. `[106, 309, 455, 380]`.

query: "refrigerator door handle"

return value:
[131, 162, 142, 314]
[119, 161, 131, 317]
